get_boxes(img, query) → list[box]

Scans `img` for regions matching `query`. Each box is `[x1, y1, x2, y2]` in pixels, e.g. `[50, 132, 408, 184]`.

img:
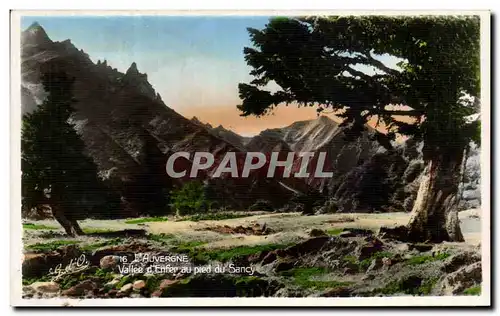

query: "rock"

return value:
[61, 280, 97, 297]
[285, 237, 330, 257]
[409, 243, 433, 252]
[100, 255, 119, 270]
[362, 274, 375, 281]
[151, 290, 162, 297]
[107, 289, 118, 297]
[119, 283, 133, 293]
[343, 267, 357, 275]
[104, 279, 120, 289]
[261, 251, 278, 265]
[116, 291, 128, 298]
[133, 280, 146, 291]
[275, 260, 295, 272]
[343, 228, 373, 237]
[357, 239, 383, 261]
[365, 258, 383, 273]
[321, 286, 352, 297]
[130, 293, 142, 298]
[382, 257, 392, 266]
[309, 228, 327, 237]
[378, 225, 409, 241]
[437, 262, 481, 295]
[159, 279, 178, 290]
[441, 251, 481, 273]
[339, 231, 356, 238]
[30, 281, 59, 293]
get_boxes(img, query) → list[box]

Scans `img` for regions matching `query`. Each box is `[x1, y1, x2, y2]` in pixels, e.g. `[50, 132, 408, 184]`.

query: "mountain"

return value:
[190, 117, 250, 151]
[20, 22, 304, 215]
[247, 115, 381, 191]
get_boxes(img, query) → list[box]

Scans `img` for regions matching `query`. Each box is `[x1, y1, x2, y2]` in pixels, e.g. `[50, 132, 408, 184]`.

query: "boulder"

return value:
[100, 255, 119, 270]
[441, 251, 481, 273]
[437, 262, 481, 295]
[159, 279, 179, 290]
[309, 228, 328, 237]
[365, 258, 383, 274]
[119, 283, 133, 293]
[133, 280, 146, 291]
[274, 260, 295, 272]
[30, 281, 59, 293]
[61, 280, 97, 297]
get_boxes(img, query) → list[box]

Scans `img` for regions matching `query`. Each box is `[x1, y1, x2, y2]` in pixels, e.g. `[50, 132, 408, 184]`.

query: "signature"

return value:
[48, 254, 91, 281]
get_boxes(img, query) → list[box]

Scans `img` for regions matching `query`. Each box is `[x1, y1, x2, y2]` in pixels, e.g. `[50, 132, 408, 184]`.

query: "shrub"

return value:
[248, 200, 274, 212]
[170, 181, 213, 215]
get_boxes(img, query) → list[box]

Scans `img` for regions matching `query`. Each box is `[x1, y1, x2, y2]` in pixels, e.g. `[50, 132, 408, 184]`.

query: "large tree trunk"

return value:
[406, 150, 466, 243]
[51, 205, 84, 237]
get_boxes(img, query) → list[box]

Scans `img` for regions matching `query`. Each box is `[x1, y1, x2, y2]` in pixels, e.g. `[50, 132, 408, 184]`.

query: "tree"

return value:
[237, 16, 481, 242]
[22, 70, 107, 236]
[170, 181, 211, 215]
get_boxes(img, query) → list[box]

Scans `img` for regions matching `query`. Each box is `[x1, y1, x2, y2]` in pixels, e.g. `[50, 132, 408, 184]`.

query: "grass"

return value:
[376, 276, 438, 296]
[281, 267, 352, 290]
[22, 275, 52, 286]
[407, 252, 450, 265]
[26, 240, 79, 252]
[359, 251, 396, 270]
[463, 285, 481, 295]
[80, 238, 123, 252]
[147, 233, 176, 244]
[326, 228, 344, 236]
[82, 227, 117, 234]
[23, 223, 57, 230]
[177, 212, 252, 222]
[147, 233, 207, 254]
[191, 243, 291, 263]
[57, 267, 115, 290]
[124, 217, 169, 224]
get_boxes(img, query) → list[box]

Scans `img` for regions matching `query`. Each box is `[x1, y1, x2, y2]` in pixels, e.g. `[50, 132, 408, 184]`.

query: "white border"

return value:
[9, 10, 492, 307]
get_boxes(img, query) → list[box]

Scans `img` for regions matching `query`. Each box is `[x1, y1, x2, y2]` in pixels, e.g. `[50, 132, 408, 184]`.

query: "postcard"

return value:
[10, 10, 491, 307]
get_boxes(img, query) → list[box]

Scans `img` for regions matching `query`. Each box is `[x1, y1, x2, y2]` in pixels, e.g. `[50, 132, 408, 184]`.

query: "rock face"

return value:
[20, 23, 306, 216]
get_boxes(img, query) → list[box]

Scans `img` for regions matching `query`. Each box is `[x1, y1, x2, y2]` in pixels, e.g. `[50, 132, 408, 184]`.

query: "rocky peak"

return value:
[21, 22, 52, 46]
[126, 62, 140, 76]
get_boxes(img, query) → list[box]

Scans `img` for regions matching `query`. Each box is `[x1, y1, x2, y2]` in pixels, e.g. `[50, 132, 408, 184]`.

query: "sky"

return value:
[21, 15, 401, 136]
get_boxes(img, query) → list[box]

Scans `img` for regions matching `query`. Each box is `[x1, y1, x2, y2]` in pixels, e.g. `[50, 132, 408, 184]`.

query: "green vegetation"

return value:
[281, 267, 352, 290]
[326, 228, 343, 236]
[170, 181, 212, 215]
[343, 255, 357, 265]
[146, 233, 176, 244]
[57, 267, 114, 290]
[189, 243, 291, 263]
[238, 16, 480, 242]
[125, 217, 169, 224]
[177, 212, 252, 222]
[22, 71, 119, 236]
[22, 275, 51, 286]
[147, 233, 206, 254]
[407, 252, 450, 265]
[463, 285, 481, 295]
[26, 240, 79, 252]
[248, 200, 274, 212]
[376, 276, 438, 296]
[174, 240, 207, 252]
[23, 223, 57, 230]
[82, 227, 117, 234]
[359, 251, 396, 270]
[80, 238, 123, 252]
[159, 274, 272, 297]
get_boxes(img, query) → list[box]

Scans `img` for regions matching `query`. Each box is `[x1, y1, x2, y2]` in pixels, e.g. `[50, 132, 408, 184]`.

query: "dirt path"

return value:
[23, 209, 481, 249]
